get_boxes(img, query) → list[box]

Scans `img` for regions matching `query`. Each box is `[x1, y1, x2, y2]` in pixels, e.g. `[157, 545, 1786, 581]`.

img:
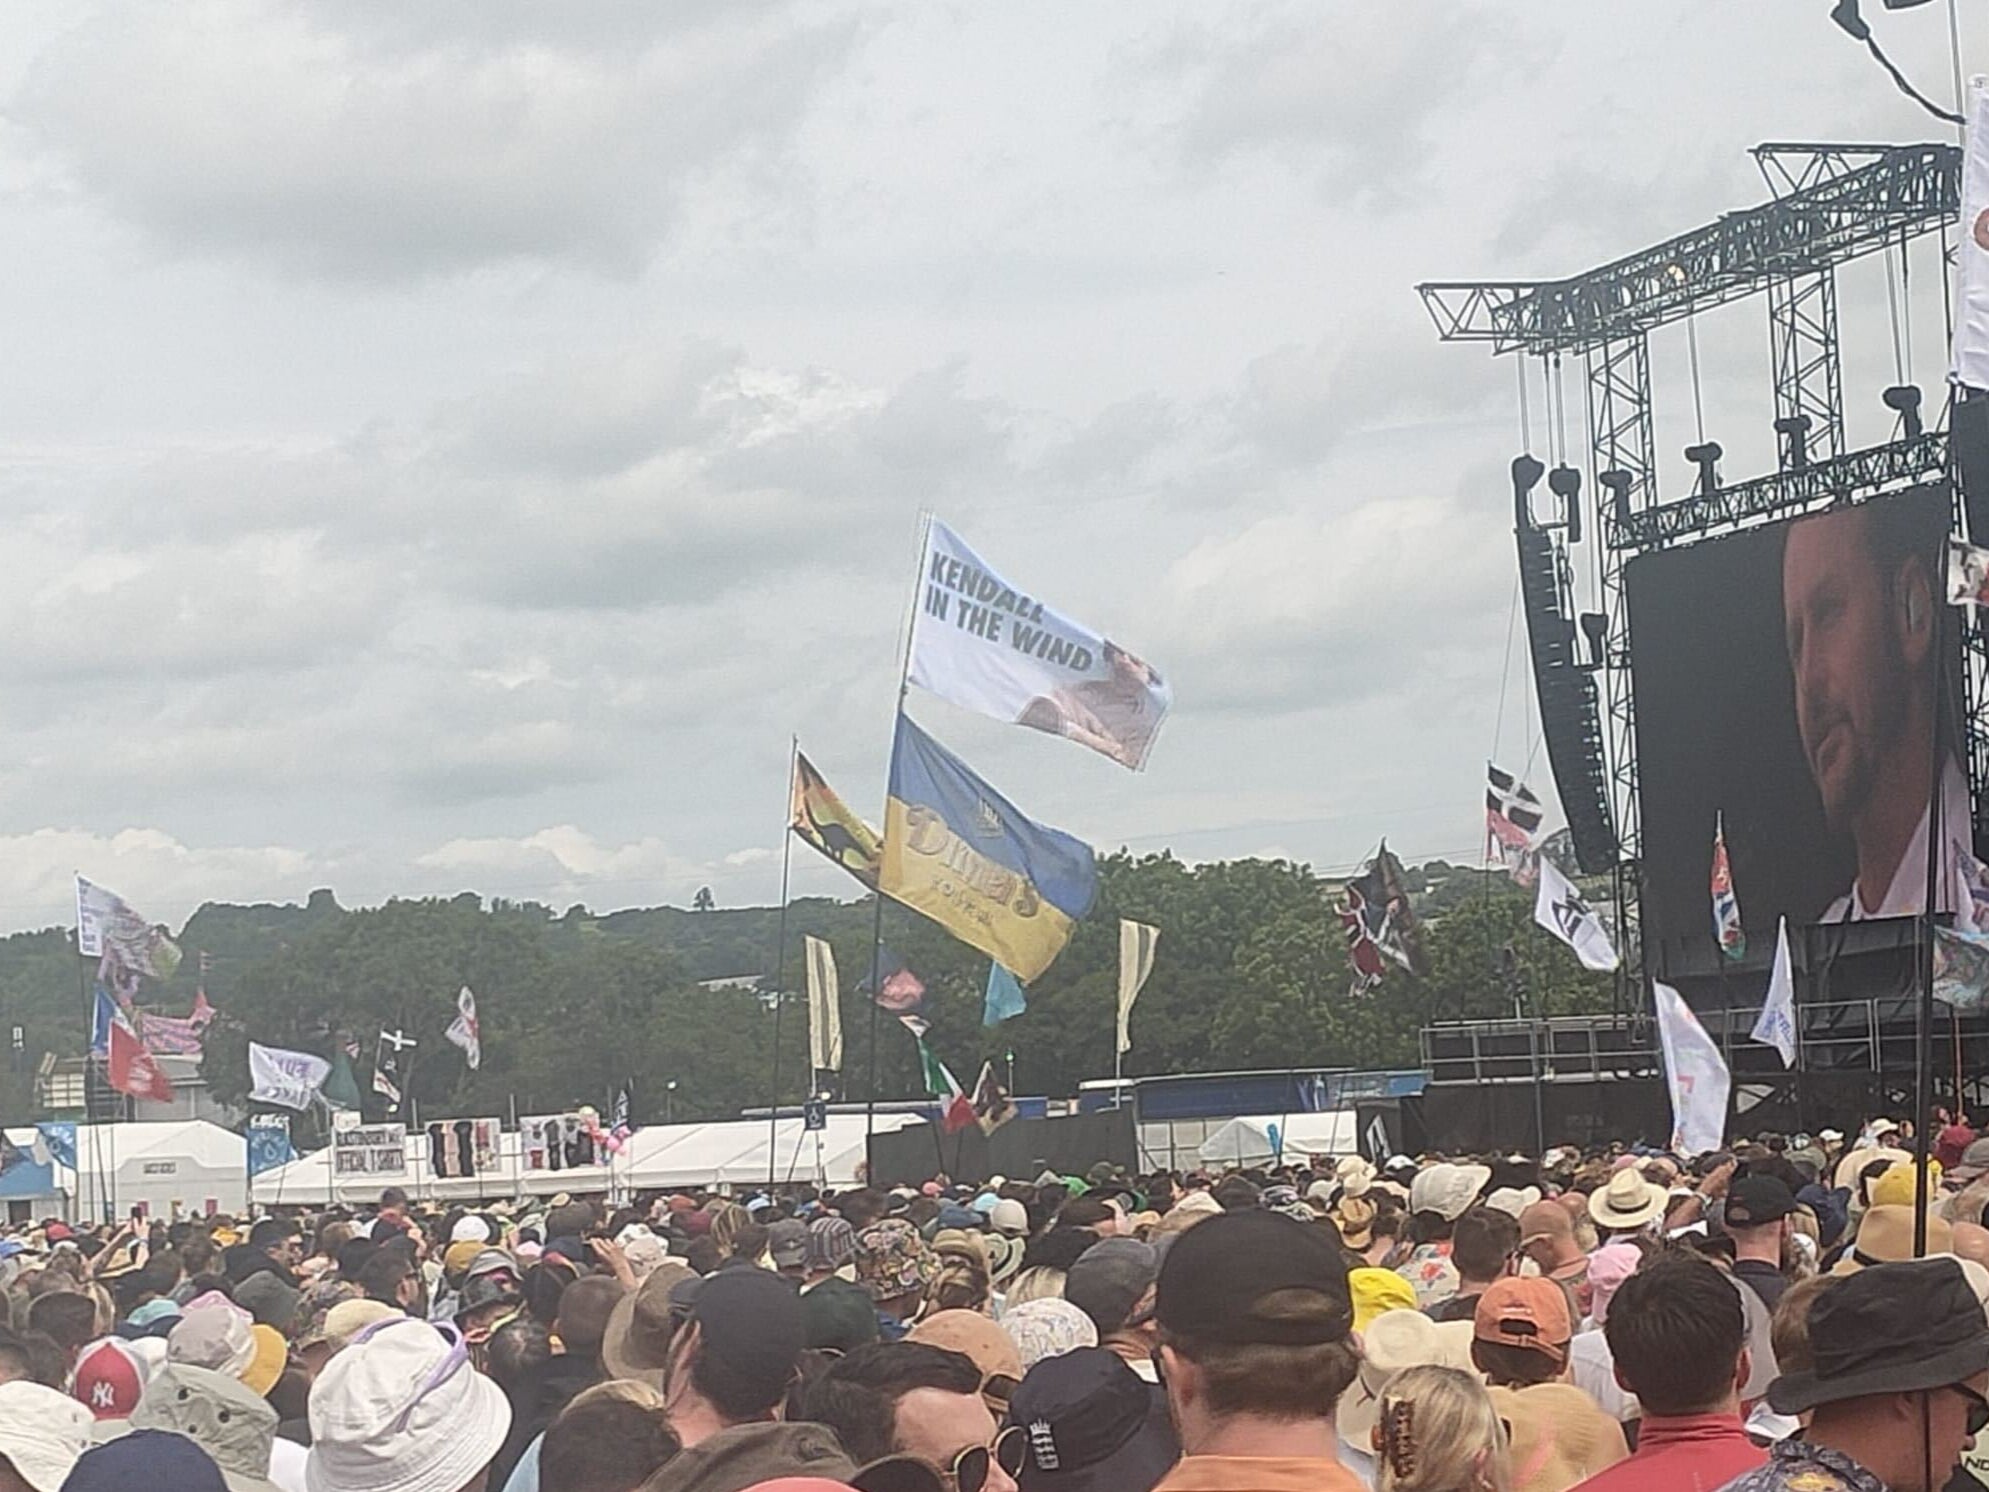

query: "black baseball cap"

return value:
[1153, 1210, 1351, 1345]
[678, 1266, 805, 1413]
[1008, 1347, 1177, 1492]
[1724, 1174, 1797, 1229]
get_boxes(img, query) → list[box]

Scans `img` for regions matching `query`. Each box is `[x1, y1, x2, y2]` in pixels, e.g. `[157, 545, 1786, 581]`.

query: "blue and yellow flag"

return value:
[882, 713, 1097, 982]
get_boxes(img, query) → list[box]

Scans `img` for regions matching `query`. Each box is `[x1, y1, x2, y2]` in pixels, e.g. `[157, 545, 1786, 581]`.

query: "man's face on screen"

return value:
[1783, 507, 1907, 832]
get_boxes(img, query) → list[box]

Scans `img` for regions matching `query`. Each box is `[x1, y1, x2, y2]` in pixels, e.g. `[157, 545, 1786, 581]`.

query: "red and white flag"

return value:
[105, 998, 172, 1102]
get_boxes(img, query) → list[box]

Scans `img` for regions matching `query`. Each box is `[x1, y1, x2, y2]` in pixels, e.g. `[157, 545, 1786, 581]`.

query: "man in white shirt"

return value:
[1782, 503, 1962, 923]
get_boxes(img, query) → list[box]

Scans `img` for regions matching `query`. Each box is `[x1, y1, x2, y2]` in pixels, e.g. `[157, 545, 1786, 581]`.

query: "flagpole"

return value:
[75, 939, 107, 1223]
[1914, 580, 1949, 1257]
[867, 510, 932, 1157]
[768, 734, 798, 1190]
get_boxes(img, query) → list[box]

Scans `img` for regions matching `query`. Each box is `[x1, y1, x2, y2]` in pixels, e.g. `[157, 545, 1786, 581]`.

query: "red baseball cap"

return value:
[71, 1338, 144, 1420]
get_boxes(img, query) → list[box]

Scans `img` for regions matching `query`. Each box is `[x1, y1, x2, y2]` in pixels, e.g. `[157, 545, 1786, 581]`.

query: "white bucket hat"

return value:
[1409, 1162, 1493, 1222]
[448, 1216, 491, 1246]
[0, 1381, 94, 1492]
[304, 1319, 511, 1492]
[1485, 1185, 1543, 1219]
[1338, 1308, 1476, 1447]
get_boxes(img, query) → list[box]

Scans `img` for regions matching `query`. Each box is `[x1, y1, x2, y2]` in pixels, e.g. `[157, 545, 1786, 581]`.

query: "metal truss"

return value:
[1417, 143, 1958, 355]
[1425, 141, 1963, 1015]
[1607, 431, 1948, 551]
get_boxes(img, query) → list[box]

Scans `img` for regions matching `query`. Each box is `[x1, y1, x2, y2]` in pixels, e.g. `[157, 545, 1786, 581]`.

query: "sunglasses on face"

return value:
[948, 1424, 1026, 1492]
[1948, 1384, 1989, 1440]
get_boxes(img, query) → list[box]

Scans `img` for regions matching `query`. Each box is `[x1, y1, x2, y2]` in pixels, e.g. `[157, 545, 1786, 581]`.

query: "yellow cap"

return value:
[1348, 1266, 1418, 1330]
[1869, 1158, 1942, 1208]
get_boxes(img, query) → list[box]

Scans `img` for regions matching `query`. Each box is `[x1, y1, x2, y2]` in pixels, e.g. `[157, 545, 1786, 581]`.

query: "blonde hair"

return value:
[921, 1234, 992, 1317]
[707, 1203, 752, 1259]
[1374, 1366, 1511, 1492]
[1003, 1266, 1067, 1305]
[567, 1377, 668, 1413]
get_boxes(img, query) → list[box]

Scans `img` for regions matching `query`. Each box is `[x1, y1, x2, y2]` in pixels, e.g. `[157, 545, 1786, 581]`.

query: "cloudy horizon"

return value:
[0, 1, 1970, 934]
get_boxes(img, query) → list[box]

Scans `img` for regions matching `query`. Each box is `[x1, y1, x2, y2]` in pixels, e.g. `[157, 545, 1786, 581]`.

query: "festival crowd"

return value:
[0, 1120, 1987, 1492]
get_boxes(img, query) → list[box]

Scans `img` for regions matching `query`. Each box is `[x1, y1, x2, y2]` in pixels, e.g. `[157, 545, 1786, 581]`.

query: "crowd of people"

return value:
[0, 1118, 1986, 1492]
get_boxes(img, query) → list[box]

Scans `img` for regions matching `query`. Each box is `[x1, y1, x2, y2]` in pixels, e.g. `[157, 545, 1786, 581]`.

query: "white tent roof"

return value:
[1198, 1112, 1357, 1168]
[251, 1114, 928, 1205]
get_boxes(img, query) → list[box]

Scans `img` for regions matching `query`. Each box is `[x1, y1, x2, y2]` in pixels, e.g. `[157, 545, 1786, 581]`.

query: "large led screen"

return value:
[1627, 483, 1967, 975]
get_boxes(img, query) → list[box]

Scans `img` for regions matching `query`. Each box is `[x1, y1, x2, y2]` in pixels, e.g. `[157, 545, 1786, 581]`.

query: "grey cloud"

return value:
[12, 0, 861, 281]
[1146, 1, 1534, 202]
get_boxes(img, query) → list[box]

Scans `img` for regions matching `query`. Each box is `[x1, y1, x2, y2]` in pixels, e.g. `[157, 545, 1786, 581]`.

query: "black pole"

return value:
[768, 737, 797, 1189]
[1913, 586, 1948, 1257]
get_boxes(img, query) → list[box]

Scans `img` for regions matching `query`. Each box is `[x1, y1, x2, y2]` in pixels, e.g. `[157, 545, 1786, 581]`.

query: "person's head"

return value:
[1770, 1272, 1835, 1377]
[1724, 1174, 1797, 1260]
[1771, 1257, 1989, 1492]
[26, 1292, 97, 1364]
[355, 1248, 420, 1313]
[538, 1379, 679, 1492]
[856, 1220, 935, 1319]
[1153, 1210, 1358, 1452]
[807, 1342, 1020, 1492]
[551, 1275, 625, 1366]
[1448, 1208, 1520, 1289]
[1372, 1365, 1511, 1492]
[1604, 1253, 1748, 1416]
[1782, 501, 1940, 837]
[1514, 1202, 1574, 1271]
[248, 1217, 303, 1272]
[923, 1236, 993, 1319]
[306, 1317, 512, 1492]
[378, 1187, 408, 1215]
[1062, 1238, 1158, 1343]
[1470, 1278, 1572, 1389]
[663, 1267, 805, 1437]
[485, 1316, 552, 1397]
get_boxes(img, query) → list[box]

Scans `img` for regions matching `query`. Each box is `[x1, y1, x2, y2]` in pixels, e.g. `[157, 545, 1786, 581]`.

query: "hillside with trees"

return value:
[0, 853, 1616, 1133]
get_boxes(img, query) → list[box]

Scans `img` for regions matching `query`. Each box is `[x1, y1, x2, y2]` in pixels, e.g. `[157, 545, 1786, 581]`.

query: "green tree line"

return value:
[0, 855, 1617, 1131]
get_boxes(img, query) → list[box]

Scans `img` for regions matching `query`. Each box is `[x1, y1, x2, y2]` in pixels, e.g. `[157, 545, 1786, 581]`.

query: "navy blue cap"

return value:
[61, 1430, 227, 1492]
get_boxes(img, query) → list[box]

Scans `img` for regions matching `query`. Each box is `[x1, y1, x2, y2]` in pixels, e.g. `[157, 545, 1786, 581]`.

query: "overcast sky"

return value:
[0, 0, 1972, 933]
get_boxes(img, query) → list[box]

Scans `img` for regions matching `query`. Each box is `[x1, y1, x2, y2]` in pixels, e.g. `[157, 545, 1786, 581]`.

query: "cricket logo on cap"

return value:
[1027, 1419, 1059, 1471]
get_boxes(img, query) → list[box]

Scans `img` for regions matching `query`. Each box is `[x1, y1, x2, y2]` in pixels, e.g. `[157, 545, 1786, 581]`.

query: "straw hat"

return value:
[1587, 1168, 1667, 1231]
[1338, 1309, 1476, 1447]
[1832, 1204, 1954, 1275]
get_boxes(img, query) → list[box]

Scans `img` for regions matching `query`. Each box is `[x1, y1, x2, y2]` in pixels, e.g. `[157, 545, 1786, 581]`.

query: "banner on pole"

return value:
[805, 936, 843, 1075]
[1653, 981, 1730, 1157]
[880, 712, 1097, 983]
[1117, 920, 1158, 1055]
[908, 520, 1171, 770]
[1955, 76, 1989, 391]
[249, 1043, 331, 1111]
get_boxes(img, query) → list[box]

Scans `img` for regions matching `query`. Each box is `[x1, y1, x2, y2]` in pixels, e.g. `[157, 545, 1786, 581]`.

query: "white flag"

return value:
[248, 1042, 331, 1111]
[1533, 857, 1620, 972]
[908, 519, 1172, 770]
[1751, 916, 1799, 1068]
[1950, 536, 1989, 609]
[1956, 77, 1989, 391]
[445, 986, 481, 1070]
[1117, 920, 1159, 1055]
[805, 936, 843, 1074]
[1653, 981, 1731, 1157]
[74, 875, 182, 978]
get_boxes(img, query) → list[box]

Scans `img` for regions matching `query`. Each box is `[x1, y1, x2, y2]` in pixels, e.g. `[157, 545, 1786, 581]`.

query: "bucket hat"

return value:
[601, 1260, 696, 1385]
[303, 1319, 511, 1492]
[131, 1364, 280, 1492]
[1337, 1309, 1475, 1447]
[1771, 1256, 1989, 1414]
[1832, 1204, 1953, 1275]
[0, 1380, 93, 1492]
[1408, 1163, 1492, 1223]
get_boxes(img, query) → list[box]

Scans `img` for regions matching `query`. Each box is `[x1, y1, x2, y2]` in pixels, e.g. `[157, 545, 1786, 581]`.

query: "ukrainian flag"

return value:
[882, 713, 1098, 983]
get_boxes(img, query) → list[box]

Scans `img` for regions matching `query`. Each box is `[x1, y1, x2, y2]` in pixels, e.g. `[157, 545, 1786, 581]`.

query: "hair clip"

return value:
[1382, 1397, 1417, 1482]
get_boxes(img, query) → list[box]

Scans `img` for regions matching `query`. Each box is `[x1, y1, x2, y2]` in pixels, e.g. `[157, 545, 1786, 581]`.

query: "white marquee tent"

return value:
[1197, 1112, 1358, 1169]
[250, 1113, 927, 1206]
[0, 1121, 251, 1221]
